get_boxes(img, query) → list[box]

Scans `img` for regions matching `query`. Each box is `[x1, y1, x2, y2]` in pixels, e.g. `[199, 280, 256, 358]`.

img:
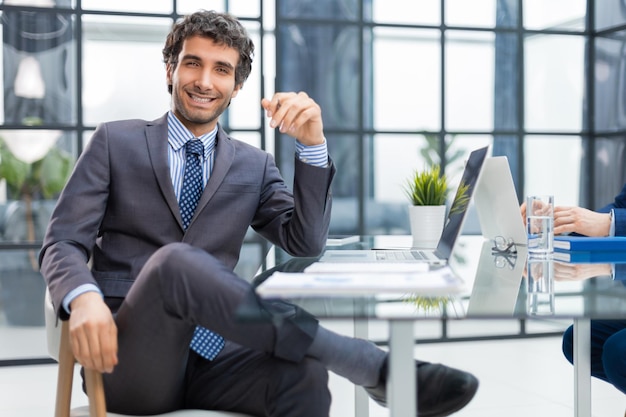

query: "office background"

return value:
[0, 0, 625, 366]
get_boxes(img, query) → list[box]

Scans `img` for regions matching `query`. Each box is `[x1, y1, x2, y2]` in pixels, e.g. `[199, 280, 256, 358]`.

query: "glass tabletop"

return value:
[238, 235, 626, 322]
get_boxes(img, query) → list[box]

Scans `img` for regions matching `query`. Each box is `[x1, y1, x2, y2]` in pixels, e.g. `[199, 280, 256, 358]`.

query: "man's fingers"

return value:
[101, 324, 118, 373]
[263, 92, 313, 129]
[71, 325, 98, 370]
[70, 320, 118, 373]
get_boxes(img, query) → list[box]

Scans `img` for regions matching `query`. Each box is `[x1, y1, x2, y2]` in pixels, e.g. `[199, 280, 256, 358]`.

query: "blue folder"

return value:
[552, 250, 626, 263]
[554, 235, 626, 252]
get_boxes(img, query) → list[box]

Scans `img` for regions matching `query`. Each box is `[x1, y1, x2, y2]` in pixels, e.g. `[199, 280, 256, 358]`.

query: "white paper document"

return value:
[304, 262, 429, 273]
[255, 267, 465, 297]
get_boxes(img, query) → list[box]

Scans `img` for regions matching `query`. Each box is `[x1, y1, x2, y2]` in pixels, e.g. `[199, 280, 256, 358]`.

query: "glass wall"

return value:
[592, 2, 626, 209]
[276, 0, 591, 236]
[1, 0, 624, 362]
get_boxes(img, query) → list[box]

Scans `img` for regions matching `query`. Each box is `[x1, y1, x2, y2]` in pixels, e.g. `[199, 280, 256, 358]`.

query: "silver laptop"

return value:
[473, 156, 526, 245]
[319, 145, 490, 265]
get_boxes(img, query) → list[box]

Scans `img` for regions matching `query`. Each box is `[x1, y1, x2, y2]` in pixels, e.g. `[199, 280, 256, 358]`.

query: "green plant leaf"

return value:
[0, 137, 74, 199]
[0, 141, 29, 196]
[404, 164, 449, 206]
[38, 147, 74, 198]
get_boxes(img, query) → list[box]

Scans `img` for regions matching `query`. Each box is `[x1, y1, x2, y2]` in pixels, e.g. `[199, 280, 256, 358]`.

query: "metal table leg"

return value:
[574, 318, 591, 417]
[354, 319, 370, 417]
[389, 320, 416, 417]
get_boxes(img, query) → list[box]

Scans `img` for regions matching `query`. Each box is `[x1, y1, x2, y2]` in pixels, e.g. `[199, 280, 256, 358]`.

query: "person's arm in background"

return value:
[550, 182, 626, 237]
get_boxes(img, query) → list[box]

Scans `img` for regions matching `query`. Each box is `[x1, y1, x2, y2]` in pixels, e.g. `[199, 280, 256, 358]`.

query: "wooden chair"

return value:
[45, 289, 252, 417]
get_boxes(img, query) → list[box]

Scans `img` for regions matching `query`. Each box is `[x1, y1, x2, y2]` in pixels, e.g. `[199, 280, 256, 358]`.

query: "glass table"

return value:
[239, 235, 626, 417]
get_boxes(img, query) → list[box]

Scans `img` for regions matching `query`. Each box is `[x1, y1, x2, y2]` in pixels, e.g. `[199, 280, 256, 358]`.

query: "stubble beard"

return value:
[173, 89, 230, 129]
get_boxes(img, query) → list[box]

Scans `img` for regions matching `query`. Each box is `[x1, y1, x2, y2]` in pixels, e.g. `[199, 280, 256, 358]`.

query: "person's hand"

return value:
[553, 206, 611, 236]
[520, 202, 527, 227]
[553, 261, 613, 281]
[69, 292, 118, 373]
[261, 92, 324, 146]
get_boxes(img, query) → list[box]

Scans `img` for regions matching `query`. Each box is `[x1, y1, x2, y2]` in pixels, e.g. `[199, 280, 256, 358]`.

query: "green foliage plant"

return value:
[0, 140, 73, 200]
[404, 164, 449, 206]
[0, 133, 74, 268]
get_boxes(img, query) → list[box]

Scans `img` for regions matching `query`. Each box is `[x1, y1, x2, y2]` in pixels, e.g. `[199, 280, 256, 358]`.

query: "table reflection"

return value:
[248, 235, 626, 322]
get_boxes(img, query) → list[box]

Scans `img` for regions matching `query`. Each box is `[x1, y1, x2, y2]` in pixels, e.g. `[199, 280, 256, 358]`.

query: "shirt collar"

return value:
[167, 111, 217, 158]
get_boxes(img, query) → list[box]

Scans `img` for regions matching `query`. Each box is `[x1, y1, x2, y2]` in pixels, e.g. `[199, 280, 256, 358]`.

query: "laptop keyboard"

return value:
[375, 250, 428, 261]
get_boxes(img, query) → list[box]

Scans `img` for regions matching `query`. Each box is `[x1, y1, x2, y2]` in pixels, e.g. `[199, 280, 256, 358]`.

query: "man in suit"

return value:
[40, 10, 478, 416]
[524, 183, 626, 394]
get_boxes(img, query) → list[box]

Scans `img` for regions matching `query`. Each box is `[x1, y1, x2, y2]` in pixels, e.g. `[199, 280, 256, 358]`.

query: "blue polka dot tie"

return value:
[180, 139, 225, 361]
[179, 140, 204, 230]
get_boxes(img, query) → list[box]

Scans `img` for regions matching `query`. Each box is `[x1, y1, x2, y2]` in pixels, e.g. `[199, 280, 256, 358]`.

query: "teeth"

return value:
[190, 94, 213, 103]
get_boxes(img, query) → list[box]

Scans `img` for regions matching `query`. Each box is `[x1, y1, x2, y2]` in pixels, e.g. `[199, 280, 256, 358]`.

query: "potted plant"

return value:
[0, 129, 74, 325]
[403, 164, 449, 249]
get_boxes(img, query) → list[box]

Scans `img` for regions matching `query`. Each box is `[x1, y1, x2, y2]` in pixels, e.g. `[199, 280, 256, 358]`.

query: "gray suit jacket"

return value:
[40, 113, 335, 319]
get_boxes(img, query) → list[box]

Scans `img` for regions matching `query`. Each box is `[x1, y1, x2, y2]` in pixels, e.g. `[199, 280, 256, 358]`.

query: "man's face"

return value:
[167, 35, 241, 137]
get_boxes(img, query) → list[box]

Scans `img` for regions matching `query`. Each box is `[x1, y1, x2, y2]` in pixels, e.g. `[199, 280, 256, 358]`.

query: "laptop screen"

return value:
[435, 145, 489, 258]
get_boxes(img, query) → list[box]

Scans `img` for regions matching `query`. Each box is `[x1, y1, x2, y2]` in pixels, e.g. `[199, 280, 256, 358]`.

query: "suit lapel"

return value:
[145, 114, 184, 228]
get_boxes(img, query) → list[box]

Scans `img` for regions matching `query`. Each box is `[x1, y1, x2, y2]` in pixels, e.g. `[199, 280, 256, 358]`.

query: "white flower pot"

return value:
[408, 205, 447, 249]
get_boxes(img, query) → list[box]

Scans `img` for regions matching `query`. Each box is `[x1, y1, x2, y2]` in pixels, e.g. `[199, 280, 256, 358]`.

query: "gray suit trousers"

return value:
[101, 242, 331, 417]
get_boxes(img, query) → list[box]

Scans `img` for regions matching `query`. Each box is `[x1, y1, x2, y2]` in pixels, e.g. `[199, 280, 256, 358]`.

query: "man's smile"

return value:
[187, 91, 218, 104]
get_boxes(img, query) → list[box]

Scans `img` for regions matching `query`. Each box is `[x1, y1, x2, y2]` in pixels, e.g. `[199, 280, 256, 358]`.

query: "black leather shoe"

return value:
[364, 358, 478, 417]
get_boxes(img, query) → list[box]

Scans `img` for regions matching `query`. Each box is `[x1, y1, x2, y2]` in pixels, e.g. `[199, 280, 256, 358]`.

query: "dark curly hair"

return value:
[162, 10, 254, 93]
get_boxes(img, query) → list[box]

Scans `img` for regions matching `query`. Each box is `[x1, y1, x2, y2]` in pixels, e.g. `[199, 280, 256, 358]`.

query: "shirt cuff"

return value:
[295, 139, 328, 167]
[609, 209, 616, 237]
[62, 284, 103, 314]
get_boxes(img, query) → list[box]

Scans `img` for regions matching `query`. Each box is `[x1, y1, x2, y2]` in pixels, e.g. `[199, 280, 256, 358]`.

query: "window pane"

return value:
[0, 0, 74, 7]
[327, 134, 360, 198]
[373, 28, 440, 131]
[228, 22, 262, 130]
[277, 23, 362, 130]
[523, 135, 582, 205]
[82, 0, 172, 14]
[82, 15, 171, 125]
[523, 0, 586, 31]
[178, 0, 261, 17]
[494, 32, 520, 131]
[595, 0, 626, 32]
[524, 34, 584, 132]
[278, 0, 359, 21]
[445, 30, 494, 131]
[1, 9, 76, 124]
[446, 0, 496, 28]
[373, 133, 427, 203]
[326, 133, 361, 234]
[0, 249, 47, 330]
[371, 0, 440, 25]
[594, 33, 626, 132]
[227, 131, 261, 149]
[592, 137, 626, 209]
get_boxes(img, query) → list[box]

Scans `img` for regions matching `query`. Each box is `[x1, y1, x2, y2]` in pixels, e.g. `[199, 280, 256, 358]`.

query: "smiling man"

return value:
[40, 10, 478, 417]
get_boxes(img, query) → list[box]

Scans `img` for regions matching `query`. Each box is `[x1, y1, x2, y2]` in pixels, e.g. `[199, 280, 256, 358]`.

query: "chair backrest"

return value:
[45, 287, 62, 361]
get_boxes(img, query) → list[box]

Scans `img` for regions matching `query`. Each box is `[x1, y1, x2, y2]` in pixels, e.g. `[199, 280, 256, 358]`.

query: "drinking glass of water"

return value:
[526, 195, 554, 255]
